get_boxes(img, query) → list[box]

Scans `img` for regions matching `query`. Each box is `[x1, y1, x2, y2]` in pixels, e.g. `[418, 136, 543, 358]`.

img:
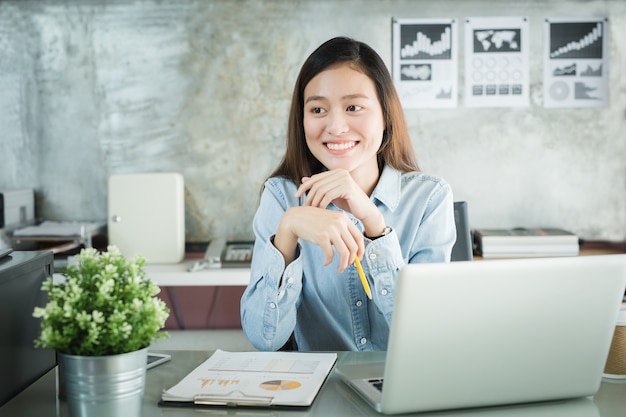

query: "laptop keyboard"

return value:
[368, 378, 384, 392]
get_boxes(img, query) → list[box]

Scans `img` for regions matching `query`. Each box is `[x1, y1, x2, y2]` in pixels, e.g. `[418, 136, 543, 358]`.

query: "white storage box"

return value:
[108, 173, 185, 264]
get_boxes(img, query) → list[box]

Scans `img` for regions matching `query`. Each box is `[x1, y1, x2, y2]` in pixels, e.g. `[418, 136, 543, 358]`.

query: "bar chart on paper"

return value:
[549, 21, 603, 59]
[399, 24, 452, 60]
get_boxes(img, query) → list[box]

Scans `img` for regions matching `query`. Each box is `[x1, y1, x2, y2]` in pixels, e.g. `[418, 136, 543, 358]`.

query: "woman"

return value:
[240, 37, 455, 351]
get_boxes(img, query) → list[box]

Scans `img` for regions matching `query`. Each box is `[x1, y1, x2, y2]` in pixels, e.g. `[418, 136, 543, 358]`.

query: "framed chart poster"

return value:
[543, 18, 609, 108]
[392, 18, 458, 109]
[464, 16, 529, 107]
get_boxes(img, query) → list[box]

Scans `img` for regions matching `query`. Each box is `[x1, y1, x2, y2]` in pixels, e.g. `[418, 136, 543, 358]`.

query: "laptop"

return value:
[335, 255, 626, 415]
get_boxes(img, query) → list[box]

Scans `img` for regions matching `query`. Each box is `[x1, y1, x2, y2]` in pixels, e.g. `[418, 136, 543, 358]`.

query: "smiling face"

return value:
[303, 63, 385, 181]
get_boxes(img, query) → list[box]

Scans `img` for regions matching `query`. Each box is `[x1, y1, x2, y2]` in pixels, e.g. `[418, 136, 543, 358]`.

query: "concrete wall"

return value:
[1, 0, 624, 242]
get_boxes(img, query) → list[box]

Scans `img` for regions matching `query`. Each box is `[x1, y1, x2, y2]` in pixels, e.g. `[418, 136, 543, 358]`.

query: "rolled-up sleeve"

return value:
[362, 230, 405, 324]
[364, 172, 455, 325]
[240, 181, 304, 351]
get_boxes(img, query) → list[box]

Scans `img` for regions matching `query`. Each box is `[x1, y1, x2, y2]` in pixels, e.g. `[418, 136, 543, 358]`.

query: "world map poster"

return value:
[464, 16, 530, 107]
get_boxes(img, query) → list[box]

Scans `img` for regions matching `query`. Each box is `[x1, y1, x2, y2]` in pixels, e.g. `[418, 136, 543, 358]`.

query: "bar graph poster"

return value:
[392, 18, 458, 108]
[464, 17, 529, 107]
[543, 18, 609, 108]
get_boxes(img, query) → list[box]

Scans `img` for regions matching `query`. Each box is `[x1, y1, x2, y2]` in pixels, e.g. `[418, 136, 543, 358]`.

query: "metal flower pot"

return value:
[58, 347, 148, 417]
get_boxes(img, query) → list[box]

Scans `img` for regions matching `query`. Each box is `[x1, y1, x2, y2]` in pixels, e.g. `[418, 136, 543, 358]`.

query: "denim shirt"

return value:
[240, 165, 455, 352]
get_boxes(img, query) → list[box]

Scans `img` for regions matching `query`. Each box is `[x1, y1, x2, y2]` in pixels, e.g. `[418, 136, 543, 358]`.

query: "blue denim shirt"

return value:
[240, 165, 455, 351]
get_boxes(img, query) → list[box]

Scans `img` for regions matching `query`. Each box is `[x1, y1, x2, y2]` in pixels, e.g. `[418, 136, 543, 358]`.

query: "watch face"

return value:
[378, 227, 390, 237]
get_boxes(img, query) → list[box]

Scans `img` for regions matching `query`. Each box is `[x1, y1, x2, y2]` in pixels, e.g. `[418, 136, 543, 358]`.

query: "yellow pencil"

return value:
[354, 256, 372, 300]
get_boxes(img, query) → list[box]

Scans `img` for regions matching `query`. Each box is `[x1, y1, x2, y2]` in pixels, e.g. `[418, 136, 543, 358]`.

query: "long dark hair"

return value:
[270, 37, 419, 184]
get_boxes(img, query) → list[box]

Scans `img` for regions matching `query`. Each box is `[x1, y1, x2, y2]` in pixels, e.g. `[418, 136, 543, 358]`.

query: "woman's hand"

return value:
[295, 169, 385, 238]
[274, 206, 364, 272]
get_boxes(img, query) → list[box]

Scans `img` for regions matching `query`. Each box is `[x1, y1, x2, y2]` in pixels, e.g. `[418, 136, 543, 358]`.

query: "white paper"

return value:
[13, 221, 105, 237]
[392, 18, 458, 108]
[161, 350, 337, 407]
[543, 18, 609, 108]
[464, 17, 529, 107]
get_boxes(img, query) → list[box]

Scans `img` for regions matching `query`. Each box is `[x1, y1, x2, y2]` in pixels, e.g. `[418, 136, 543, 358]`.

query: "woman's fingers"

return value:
[282, 206, 363, 271]
[296, 170, 356, 208]
[335, 225, 362, 271]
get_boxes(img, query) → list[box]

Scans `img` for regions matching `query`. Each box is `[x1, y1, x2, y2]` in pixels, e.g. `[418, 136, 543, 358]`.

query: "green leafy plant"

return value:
[33, 245, 169, 356]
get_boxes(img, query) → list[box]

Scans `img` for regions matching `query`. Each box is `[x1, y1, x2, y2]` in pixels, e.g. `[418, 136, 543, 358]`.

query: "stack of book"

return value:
[473, 228, 580, 258]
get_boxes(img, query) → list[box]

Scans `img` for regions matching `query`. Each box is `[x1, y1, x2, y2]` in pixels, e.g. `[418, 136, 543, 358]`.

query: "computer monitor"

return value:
[0, 251, 56, 406]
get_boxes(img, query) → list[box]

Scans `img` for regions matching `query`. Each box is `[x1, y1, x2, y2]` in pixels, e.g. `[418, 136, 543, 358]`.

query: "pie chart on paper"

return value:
[259, 380, 302, 391]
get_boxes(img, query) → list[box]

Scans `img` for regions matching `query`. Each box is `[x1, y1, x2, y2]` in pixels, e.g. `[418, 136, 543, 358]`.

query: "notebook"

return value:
[335, 255, 626, 415]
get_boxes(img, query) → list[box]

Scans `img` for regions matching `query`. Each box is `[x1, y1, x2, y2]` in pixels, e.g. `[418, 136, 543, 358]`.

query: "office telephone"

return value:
[187, 239, 254, 272]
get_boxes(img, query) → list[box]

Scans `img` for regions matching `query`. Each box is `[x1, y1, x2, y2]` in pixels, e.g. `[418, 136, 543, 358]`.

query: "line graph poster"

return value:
[392, 18, 458, 108]
[464, 17, 529, 107]
[543, 18, 609, 108]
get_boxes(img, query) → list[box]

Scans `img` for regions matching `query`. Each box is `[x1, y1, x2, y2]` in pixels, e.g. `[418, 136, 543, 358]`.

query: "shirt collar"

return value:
[371, 165, 402, 212]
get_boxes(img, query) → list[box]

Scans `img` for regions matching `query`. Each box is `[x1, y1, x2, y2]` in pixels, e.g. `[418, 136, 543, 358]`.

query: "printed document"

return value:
[161, 350, 337, 407]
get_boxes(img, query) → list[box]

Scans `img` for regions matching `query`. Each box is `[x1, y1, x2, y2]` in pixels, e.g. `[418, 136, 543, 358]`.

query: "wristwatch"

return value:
[366, 226, 392, 240]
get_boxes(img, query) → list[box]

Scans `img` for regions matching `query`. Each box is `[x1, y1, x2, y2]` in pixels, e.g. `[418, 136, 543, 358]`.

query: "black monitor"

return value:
[0, 251, 56, 406]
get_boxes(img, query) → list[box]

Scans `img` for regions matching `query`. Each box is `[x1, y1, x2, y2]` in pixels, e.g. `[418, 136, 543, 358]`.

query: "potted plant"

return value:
[33, 245, 169, 417]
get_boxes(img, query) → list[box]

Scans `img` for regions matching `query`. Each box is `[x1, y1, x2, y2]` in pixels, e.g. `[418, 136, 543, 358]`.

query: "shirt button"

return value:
[356, 300, 363, 307]
[269, 302, 276, 309]
[360, 337, 367, 345]
[286, 277, 294, 284]
[381, 289, 388, 296]
[369, 253, 377, 260]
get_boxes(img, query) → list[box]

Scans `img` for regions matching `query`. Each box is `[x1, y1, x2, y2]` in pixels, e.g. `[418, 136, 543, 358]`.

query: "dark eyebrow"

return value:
[304, 93, 370, 104]
[305, 95, 325, 104]
[342, 93, 370, 100]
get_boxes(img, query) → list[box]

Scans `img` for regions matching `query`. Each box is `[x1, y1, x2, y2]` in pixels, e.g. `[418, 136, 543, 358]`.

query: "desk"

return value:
[142, 262, 250, 329]
[52, 261, 250, 287]
[53, 261, 249, 287]
[1, 350, 625, 417]
[144, 261, 249, 286]
[468, 246, 625, 261]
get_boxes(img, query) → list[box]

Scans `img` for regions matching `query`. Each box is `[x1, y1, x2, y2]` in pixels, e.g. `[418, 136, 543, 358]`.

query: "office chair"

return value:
[451, 201, 473, 261]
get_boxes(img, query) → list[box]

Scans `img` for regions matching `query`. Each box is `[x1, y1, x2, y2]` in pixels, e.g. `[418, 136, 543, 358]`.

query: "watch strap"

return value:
[366, 226, 391, 240]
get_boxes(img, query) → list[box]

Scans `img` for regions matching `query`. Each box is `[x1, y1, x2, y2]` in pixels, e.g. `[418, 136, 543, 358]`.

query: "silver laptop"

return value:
[335, 255, 626, 415]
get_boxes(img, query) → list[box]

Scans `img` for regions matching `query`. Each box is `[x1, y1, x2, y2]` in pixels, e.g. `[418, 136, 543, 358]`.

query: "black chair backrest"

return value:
[451, 201, 473, 261]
